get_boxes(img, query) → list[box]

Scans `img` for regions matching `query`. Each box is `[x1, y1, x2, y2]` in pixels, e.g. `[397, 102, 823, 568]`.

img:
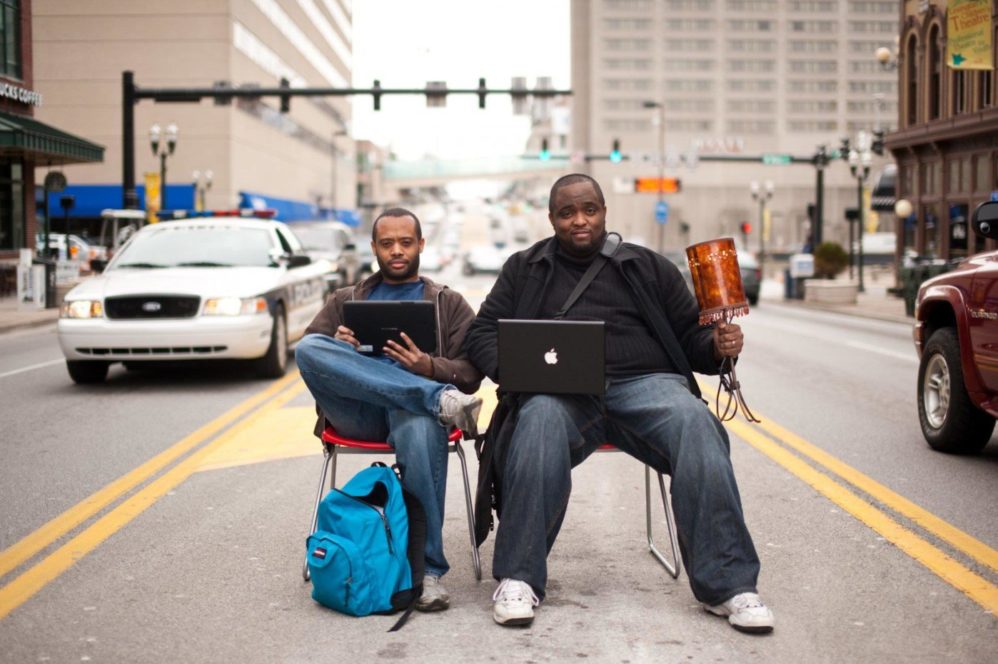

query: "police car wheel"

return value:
[256, 304, 288, 379]
[67, 360, 109, 384]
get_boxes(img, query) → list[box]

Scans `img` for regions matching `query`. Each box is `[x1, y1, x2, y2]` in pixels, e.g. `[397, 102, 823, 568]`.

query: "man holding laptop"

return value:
[296, 207, 483, 612]
[463, 174, 774, 633]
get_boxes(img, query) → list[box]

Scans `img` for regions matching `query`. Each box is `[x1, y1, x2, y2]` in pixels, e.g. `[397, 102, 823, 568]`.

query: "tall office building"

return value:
[571, 0, 898, 255]
[32, 0, 355, 225]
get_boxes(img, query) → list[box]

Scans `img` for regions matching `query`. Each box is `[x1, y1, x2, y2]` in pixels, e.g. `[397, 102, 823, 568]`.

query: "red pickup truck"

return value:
[914, 201, 998, 454]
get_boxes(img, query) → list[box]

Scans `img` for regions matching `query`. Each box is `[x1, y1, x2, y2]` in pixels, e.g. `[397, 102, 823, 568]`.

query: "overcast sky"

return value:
[350, 0, 570, 161]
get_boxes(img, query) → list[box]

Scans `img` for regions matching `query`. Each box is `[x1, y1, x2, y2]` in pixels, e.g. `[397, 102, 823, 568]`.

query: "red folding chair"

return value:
[303, 424, 481, 582]
[598, 444, 681, 579]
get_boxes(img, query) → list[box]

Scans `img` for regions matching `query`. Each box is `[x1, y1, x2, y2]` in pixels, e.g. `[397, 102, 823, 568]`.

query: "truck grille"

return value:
[104, 295, 201, 319]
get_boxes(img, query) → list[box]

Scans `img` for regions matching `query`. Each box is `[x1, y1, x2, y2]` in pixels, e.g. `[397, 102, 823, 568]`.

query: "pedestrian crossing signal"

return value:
[634, 177, 681, 194]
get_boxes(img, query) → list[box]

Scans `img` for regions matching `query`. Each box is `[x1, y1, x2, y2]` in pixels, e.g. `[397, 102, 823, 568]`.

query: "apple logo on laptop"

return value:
[544, 348, 558, 365]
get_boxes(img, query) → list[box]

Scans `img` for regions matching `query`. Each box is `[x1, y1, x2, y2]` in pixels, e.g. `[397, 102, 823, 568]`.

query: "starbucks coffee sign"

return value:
[0, 82, 42, 106]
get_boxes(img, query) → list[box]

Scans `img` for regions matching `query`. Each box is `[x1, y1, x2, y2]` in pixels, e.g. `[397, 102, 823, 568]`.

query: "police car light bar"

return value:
[156, 208, 277, 220]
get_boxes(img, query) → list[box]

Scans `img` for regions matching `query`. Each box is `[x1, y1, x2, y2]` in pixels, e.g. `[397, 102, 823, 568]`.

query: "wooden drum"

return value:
[685, 238, 749, 326]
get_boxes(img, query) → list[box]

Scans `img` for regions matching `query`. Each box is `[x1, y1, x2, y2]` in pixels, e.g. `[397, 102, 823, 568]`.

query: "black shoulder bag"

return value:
[473, 233, 622, 546]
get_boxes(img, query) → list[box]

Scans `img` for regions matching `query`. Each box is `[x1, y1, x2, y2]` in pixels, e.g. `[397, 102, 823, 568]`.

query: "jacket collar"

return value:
[354, 272, 445, 300]
[527, 236, 640, 265]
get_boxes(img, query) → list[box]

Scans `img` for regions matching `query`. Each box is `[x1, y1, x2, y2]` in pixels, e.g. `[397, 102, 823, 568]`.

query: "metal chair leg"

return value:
[453, 440, 482, 580]
[302, 444, 335, 583]
[645, 465, 681, 579]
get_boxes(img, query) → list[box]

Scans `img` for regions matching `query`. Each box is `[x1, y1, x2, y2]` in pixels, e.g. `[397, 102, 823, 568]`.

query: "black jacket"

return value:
[463, 236, 720, 398]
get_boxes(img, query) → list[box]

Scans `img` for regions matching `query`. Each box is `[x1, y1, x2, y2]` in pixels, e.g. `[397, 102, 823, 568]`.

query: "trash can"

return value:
[32, 257, 57, 309]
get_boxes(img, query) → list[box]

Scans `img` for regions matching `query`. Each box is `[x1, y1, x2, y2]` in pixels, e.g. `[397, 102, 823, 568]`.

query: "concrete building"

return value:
[570, 0, 899, 260]
[32, 0, 355, 229]
[886, 0, 997, 261]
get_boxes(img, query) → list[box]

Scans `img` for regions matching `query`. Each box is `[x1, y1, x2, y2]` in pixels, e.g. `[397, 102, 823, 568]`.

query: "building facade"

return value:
[32, 0, 355, 227]
[0, 0, 103, 293]
[886, 0, 997, 261]
[570, 0, 899, 258]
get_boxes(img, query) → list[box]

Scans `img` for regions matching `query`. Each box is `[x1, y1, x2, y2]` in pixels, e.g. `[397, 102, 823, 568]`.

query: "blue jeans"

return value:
[295, 333, 453, 578]
[493, 373, 761, 605]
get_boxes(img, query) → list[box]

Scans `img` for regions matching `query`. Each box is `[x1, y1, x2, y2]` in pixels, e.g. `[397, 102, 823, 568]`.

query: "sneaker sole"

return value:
[457, 402, 482, 437]
[415, 597, 450, 612]
[493, 613, 533, 627]
[729, 622, 774, 635]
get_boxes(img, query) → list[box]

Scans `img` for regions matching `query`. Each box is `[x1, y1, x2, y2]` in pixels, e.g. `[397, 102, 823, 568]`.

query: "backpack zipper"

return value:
[334, 488, 395, 554]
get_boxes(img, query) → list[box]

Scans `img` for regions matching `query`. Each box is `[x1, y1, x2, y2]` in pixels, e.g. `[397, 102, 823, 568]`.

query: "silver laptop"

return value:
[497, 319, 605, 395]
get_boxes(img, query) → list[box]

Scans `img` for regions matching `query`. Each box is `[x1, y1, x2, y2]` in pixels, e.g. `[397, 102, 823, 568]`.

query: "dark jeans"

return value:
[296, 334, 452, 577]
[493, 373, 761, 605]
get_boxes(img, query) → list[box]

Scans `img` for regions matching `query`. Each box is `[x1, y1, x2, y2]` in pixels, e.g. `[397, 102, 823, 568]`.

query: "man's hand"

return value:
[713, 321, 744, 360]
[334, 324, 360, 349]
[384, 332, 434, 377]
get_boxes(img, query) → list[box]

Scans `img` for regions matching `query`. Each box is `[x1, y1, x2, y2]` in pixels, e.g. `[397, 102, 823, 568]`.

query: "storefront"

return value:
[0, 0, 104, 296]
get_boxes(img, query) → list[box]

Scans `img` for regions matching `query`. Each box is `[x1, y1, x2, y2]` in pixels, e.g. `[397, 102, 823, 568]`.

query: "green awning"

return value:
[0, 110, 104, 165]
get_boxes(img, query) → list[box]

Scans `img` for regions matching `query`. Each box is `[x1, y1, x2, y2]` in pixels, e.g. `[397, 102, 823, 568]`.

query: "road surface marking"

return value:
[845, 340, 918, 363]
[0, 370, 302, 582]
[0, 358, 64, 379]
[725, 416, 998, 615]
[0, 375, 305, 620]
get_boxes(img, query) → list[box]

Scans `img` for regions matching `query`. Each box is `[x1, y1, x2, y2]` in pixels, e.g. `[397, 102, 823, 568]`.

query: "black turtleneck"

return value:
[539, 243, 674, 376]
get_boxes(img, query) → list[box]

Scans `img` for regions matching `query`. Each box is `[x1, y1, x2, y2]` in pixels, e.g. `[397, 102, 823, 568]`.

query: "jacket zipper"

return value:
[334, 488, 394, 554]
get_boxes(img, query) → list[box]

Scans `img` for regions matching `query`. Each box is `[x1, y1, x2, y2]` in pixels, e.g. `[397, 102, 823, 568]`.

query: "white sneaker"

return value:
[492, 578, 539, 626]
[415, 574, 450, 612]
[704, 592, 774, 634]
[438, 389, 482, 436]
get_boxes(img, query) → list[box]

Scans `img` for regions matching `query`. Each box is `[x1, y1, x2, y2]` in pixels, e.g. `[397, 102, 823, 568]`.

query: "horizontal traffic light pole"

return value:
[121, 70, 572, 208]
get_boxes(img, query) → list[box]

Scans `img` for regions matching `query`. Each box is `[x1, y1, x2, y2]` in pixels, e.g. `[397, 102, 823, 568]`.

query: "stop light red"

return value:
[740, 222, 752, 234]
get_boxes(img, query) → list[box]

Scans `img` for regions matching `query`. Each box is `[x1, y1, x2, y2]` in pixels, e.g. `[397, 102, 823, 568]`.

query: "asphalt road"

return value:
[1, 269, 997, 663]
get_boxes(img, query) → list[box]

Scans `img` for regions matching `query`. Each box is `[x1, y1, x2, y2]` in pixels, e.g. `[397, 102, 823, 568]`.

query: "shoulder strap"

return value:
[553, 233, 622, 319]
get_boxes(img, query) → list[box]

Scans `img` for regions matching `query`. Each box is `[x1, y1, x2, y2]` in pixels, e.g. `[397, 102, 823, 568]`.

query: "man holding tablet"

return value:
[296, 207, 483, 612]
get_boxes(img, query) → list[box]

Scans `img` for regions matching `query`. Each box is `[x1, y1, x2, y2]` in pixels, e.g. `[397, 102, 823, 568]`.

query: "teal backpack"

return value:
[306, 463, 426, 631]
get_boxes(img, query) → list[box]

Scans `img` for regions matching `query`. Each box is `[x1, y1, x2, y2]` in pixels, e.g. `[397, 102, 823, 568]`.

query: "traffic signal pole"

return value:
[120, 71, 573, 208]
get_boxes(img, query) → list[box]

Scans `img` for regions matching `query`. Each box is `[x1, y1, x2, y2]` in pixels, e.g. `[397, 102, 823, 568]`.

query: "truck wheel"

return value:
[917, 327, 994, 454]
[255, 304, 288, 378]
[67, 360, 109, 384]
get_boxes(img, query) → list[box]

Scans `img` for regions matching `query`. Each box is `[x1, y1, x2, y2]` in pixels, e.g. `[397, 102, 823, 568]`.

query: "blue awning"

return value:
[239, 190, 360, 226]
[40, 183, 195, 218]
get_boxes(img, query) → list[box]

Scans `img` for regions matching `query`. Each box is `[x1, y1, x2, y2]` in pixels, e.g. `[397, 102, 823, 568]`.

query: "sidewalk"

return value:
[0, 296, 61, 333]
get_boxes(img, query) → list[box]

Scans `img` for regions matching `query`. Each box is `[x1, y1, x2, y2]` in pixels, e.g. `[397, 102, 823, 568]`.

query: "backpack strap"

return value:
[553, 232, 622, 319]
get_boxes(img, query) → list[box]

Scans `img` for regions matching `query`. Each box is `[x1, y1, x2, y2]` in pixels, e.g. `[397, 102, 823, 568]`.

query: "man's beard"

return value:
[377, 254, 420, 281]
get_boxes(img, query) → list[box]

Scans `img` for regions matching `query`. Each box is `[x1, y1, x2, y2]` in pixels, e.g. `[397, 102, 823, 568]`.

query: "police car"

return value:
[57, 210, 331, 384]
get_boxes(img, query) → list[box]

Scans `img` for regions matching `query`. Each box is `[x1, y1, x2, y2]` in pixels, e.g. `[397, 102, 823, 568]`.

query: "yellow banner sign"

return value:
[144, 172, 161, 223]
[947, 0, 993, 70]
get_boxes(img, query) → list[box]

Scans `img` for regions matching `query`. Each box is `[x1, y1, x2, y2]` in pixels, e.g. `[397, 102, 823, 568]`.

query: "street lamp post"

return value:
[149, 123, 178, 210]
[749, 180, 774, 278]
[643, 100, 665, 252]
[192, 169, 213, 211]
[840, 130, 873, 292]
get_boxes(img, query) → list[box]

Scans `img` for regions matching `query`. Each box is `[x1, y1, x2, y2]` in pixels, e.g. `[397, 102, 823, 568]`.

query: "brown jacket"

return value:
[305, 273, 484, 394]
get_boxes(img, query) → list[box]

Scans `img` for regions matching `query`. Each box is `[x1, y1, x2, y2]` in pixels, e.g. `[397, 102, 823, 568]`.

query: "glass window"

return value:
[0, 0, 21, 79]
[0, 160, 22, 250]
[974, 155, 989, 193]
[111, 226, 278, 268]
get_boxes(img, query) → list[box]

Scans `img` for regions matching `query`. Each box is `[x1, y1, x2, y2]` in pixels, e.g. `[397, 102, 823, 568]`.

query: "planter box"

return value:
[803, 279, 858, 304]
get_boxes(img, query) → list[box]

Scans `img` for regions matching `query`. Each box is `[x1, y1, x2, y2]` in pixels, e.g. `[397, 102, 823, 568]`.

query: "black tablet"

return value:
[342, 301, 437, 354]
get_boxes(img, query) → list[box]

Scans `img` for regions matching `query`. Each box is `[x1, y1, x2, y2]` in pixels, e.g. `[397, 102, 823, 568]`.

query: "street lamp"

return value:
[749, 180, 774, 278]
[875, 38, 899, 71]
[149, 123, 178, 209]
[192, 169, 213, 211]
[643, 100, 665, 252]
[840, 130, 873, 292]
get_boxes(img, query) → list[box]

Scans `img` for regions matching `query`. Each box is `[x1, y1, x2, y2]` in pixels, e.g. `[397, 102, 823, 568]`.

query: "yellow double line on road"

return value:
[713, 389, 998, 615]
[0, 371, 306, 620]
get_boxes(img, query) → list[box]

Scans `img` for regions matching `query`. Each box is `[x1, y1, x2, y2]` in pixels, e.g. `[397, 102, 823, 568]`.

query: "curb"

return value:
[762, 298, 912, 325]
[0, 316, 59, 335]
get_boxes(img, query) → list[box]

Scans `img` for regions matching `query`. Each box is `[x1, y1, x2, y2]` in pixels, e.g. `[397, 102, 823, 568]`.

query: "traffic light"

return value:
[871, 128, 885, 156]
[610, 139, 622, 163]
[279, 77, 290, 113]
[740, 221, 752, 235]
[539, 138, 550, 161]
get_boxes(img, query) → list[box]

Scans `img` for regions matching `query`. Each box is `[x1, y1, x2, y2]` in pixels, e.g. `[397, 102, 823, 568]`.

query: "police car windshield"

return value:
[112, 226, 275, 269]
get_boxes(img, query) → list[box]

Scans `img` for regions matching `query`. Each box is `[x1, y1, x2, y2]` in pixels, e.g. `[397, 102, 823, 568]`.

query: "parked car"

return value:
[462, 244, 506, 276]
[289, 220, 361, 288]
[664, 248, 760, 306]
[36, 233, 104, 271]
[57, 216, 330, 384]
[913, 200, 998, 453]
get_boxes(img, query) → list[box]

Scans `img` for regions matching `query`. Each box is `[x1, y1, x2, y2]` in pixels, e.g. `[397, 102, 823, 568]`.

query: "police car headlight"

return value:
[203, 296, 268, 316]
[61, 300, 103, 319]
